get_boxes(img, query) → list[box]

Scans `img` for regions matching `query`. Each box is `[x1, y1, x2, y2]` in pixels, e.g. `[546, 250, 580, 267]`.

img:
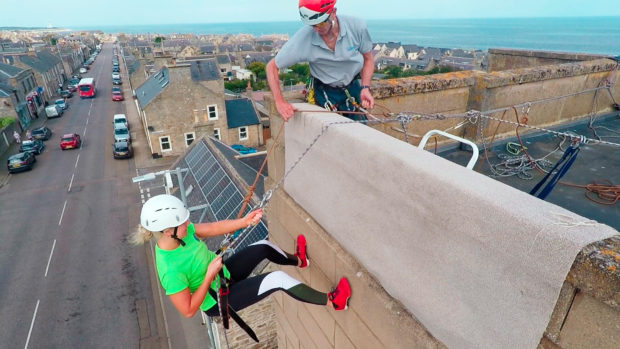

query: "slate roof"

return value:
[200, 45, 216, 54]
[237, 43, 254, 52]
[0, 62, 26, 78]
[0, 82, 14, 97]
[216, 54, 231, 65]
[190, 59, 219, 82]
[18, 50, 60, 73]
[225, 98, 260, 129]
[135, 67, 169, 108]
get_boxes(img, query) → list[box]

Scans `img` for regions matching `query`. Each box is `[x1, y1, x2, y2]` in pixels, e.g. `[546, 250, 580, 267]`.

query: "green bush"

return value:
[0, 117, 15, 128]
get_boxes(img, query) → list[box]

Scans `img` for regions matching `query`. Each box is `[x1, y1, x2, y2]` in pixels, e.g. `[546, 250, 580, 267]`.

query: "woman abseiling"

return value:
[132, 194, 351, 325]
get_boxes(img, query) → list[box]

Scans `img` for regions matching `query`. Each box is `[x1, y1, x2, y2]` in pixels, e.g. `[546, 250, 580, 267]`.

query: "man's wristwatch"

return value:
[360, 85, 370, 90]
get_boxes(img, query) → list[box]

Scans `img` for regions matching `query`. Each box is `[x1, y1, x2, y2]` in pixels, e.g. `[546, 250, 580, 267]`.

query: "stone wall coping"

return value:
[489, 48, 607, 61]
[481, 58, 618, 88]
[371, 71, 480, 98]
[371, 58, 617, 97]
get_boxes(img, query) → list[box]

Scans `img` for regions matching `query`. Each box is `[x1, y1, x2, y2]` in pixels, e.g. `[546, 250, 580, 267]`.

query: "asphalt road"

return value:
[0, 44, 163, 348]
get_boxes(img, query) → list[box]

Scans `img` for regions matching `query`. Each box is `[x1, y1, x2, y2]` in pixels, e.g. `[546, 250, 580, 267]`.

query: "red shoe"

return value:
[329, 277, 351, 310]
[295, 234, 309, 268]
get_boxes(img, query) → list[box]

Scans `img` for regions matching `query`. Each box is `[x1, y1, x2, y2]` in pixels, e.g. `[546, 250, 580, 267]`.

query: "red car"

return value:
[60, 133, 82, 150]
[112, 90, 124, 101]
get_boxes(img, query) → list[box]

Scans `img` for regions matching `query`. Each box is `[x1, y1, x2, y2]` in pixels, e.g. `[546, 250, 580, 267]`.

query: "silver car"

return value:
[113, 124, 131, 143]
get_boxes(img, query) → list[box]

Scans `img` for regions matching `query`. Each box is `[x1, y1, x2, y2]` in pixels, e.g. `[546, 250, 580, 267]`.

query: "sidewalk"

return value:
[0, 115, 49, 189]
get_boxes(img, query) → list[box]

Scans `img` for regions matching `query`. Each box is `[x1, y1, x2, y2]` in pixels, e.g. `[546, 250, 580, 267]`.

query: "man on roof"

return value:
[266, 0, 375, 122]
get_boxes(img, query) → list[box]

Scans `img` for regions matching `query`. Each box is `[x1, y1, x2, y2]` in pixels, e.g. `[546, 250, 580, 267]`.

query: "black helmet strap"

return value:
[171, 226, 186, 247]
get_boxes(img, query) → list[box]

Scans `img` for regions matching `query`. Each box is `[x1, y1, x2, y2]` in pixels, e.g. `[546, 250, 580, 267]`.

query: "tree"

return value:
[247, 62, 266, 80]
[290, 63, 309, 79]
[154, 36, 166, 54]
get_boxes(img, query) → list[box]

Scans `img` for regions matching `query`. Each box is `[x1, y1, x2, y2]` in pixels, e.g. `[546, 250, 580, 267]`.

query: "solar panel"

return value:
[181, 141, 268, 254]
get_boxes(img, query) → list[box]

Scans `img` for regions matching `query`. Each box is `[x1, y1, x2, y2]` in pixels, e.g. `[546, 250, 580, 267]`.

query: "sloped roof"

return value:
[225, 98, 260, 128]
[17, 51, 60, 73]
[190, 59, 219, 82]
[0, 82, 14, 97]
[135, 67, 169, 108]
[0, 62, 25, 78]
[216, 54, 231, 65]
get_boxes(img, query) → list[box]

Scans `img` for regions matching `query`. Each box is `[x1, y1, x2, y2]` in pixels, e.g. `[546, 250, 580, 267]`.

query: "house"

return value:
[216, 54, 233, 78]
[223, 98, 262, 148]
[439, 56, 474, 71]
[0, 62, 43, 129]
[1, 50, 65, 100]
[243, 52, 275, 66]
[135, 59, 228, 157]
[234, 68, 253, 81]
[200, 45, 217, 55]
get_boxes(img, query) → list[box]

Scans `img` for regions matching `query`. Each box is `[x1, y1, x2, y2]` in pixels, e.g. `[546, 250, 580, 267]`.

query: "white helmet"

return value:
[140, 194, 190, 232]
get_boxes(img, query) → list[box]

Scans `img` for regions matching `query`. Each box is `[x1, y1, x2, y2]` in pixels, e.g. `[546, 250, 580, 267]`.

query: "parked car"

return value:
[112, 72, 120, 80]
[60, 90, 73, 98]
[231, 144, 257, 154]
[112, 78, 122, 85]
[31, 126, 52, 141]
[55, 98, 68, 110]
[112, 141, 133, 159]
[112, 66, 120, 73]
[19, 139, 45, 155]
[79, 67, 87, 74]
[72, 74, 82, 80]
[113, 114, 129, 129]
[113, 124, 131, 143]
[67, 85, 78, 92]
[60, 133, 82, 150]
[45, 105, 63, 118]
[112, 90, 124, 101]
[111, 86, 122, 93]
[7, 152, 36, 173]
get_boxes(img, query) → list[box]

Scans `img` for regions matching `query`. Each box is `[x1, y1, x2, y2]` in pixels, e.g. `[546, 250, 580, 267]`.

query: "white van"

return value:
[45, 105, 63, 118]
[113, 114, 129, 129]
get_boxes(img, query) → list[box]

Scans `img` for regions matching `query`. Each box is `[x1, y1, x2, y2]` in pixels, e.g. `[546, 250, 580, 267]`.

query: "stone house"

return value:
[1, 50, 65, 101]
[216, 54, 233, 78]
[0, 62, 44, 128]
[222, 98, 262, 148]
[135, 59, 228, 158]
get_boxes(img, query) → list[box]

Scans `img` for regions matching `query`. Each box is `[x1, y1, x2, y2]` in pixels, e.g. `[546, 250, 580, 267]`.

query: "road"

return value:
[0, 44, 164, 348]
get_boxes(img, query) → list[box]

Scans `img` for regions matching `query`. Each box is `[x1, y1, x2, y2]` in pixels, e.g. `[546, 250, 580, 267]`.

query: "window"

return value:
[207, 104, 218, 120]
[159, 136, 171, 152]
[184, 132, 195, 146]
[213, 128, 220, 140]
[238, 127, 248, 141]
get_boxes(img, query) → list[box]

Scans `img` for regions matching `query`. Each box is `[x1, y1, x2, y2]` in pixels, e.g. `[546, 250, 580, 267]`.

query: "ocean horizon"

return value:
[70, 16, 620, 55]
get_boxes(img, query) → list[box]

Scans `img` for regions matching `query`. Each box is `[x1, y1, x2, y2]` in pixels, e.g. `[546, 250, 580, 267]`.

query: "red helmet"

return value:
[299, 0, 336, 26]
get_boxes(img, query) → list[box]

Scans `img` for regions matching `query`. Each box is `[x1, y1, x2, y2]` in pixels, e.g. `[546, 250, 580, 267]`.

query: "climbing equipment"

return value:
[530, 139, 582, 200]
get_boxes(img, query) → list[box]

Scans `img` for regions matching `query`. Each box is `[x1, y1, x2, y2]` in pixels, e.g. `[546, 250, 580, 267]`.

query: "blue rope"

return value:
[529, 143, 581, 200]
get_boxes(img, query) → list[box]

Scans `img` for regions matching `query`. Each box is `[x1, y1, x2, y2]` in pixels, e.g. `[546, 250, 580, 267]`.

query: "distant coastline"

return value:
[6, 16, 620, 55]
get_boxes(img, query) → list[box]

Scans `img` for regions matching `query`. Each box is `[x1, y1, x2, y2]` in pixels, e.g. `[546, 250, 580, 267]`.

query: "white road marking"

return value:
[58, 200, 67, 226]
[44, 240, 56, 277]
[68, 173, 75, 192]
[83, 125, 87, 136]
[75, 154, 80, 168]
[24, 299, 40, 349]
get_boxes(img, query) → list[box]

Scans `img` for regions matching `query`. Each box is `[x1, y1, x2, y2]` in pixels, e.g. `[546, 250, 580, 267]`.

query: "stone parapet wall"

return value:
[370, 58, 619, 147]
[488, 48, 608, 71]
[263, 100, 619, 348]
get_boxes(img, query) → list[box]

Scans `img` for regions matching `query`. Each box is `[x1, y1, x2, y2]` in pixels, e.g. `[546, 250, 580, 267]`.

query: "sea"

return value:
[72, 17, 620, 56]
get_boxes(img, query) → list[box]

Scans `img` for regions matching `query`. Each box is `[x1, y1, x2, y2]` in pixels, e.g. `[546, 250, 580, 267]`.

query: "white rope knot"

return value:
[396, 113, 414, 124]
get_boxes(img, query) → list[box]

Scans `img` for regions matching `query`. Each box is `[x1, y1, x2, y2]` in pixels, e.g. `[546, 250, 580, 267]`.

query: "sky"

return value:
[1, 0, 620, 27]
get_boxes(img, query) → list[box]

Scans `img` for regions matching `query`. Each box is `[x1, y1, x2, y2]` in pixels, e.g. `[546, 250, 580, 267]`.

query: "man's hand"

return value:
[244, 209, 263, 226]
[360, 88, 374, 110]
[276, 100, 297, 121]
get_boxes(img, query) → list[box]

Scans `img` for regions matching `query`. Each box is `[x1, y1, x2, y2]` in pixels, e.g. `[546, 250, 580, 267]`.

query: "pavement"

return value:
[0, 114, 49, 189]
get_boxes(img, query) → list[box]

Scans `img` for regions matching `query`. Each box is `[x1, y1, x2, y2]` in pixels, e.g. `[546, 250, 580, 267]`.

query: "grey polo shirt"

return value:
[275, 15, 373, 87]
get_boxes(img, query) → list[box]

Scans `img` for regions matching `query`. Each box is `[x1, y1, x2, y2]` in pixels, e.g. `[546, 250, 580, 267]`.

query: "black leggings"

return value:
[204, 240, 327, 316]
